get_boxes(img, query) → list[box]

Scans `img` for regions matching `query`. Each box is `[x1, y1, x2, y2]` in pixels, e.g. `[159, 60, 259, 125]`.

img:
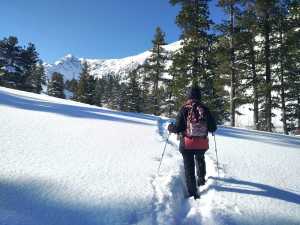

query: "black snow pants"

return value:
[182, 151, 206, 196]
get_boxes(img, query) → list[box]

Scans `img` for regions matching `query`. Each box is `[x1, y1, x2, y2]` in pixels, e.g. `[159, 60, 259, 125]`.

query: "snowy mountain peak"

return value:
[64, 53, 75, 59]
[44, 41, 182, 81]
[54, 54, 80, 65]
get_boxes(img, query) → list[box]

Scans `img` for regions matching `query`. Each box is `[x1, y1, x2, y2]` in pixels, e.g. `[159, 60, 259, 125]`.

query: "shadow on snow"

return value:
[216, 127, 300, 149]
[0, 90, 158, 127]
[0, 179, 149, 225]
[210, 176, 300, 206]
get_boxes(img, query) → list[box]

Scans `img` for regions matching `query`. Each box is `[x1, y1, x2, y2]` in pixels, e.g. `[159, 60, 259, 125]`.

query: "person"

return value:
[168, 85, 217, 199]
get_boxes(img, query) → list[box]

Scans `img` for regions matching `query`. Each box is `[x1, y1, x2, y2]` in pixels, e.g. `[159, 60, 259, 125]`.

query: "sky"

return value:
[1, 0, 226, 63]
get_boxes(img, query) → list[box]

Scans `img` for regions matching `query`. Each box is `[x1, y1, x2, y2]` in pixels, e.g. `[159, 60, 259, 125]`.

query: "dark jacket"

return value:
[172, 99, 217, 153]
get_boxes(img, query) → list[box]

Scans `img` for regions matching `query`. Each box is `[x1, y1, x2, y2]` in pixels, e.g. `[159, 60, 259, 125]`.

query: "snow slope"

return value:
[0, 87, 300, 225]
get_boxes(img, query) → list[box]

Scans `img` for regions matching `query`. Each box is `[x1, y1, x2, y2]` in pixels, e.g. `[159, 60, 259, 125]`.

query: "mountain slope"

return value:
[44, 41, 182, 81]
[0, 87, 299, 225]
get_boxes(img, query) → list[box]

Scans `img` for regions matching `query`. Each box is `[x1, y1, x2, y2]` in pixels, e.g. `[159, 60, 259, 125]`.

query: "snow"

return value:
[235, 104, 284, 131]
[1, 86, 300, 225]
[44, 54, 82, 81]
[213, 127, 300, 225]
[44, 42, 181, 81]
[1, 65, 17, 73]
[0, 87, 161, 225]
[162, 41, 182, 52]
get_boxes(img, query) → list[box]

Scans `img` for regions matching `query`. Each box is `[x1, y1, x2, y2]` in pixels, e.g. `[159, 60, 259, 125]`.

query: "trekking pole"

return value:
[157, 132, 170, 176]
[213, 133, 220, 177]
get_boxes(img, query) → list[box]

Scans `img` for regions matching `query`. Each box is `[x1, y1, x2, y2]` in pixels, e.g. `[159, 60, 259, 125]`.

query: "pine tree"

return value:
[210, 43, 231, 123]
[217, 0, 242, 127]
[169, 50, 190, 110]
[94, 78, 104, 107]
[21, 43, 40, 92]
[170, 0, 226, 122]
[126, 69, 142, 112]
[0, 69, 4, 86]
[144, 27, 168, 115]
[237, 0, 262, 130]
[101, 73, 122, 110]
[255, 0, 279, 132]
[30, 61, 46, 93]
[133, 65, 151, 113]
[101, 74, 113, 107]
[65, 78, 78, 99]
[86, 74, 96, 104]
[77, 61, 95, 104]
[110, 74, 122, 110]
[166, 71, 181, 117]
[0, 37, 44, 94]
[118, 83, 129, 112]
[170, 0, 213, 82]
[0, 36, 23, 88]
[164, 67, 176, 117]
[271, 0, 291, 134]
[285, 0, 300, 130]
[47, 72, 65, 99]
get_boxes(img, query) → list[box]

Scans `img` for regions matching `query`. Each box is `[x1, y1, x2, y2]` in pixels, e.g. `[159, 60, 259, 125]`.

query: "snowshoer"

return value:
[168, 85, 217, 199]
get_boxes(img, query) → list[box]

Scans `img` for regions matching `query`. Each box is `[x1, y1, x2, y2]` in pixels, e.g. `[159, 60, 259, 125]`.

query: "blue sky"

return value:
[1, 0, 225, 63]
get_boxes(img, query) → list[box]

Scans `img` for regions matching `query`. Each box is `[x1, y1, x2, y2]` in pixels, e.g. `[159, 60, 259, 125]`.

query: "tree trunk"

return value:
[279, 29, 288, 134]
[280, 75, 288, 134]
[153, 74, 159, 116]
[192, 0, 200, 84]
[168, 79, 173, 117]
[298, 95, 300, 128]
[153, 44, 160, 116]
[249, 36, 259, 130]
[230, 3, 236, 127]
[264, 14, 272, 132]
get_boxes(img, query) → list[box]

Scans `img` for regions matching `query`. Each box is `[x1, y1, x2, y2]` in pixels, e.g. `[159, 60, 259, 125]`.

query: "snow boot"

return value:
[193, 191, 200, 200]
[197, 177, 206, 186]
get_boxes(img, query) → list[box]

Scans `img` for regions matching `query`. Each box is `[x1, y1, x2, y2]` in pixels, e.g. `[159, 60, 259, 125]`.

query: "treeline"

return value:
[49, 27, 173, 116]
[47, 0, 300, 134]
[214, 0, 300, 134]
[165, 0, 300, 134]
[62, 34, 172, 116]
[1, 0, 299, 134]
[0, 36, 46, 93]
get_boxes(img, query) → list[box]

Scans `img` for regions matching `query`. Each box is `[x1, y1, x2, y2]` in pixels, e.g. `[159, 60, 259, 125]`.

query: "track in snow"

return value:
[1, 87, 300, 225]
[152, 123, 300, 225]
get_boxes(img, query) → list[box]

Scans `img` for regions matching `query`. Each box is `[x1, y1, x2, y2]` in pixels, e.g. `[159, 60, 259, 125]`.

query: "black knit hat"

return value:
[188, 85, 201, 100]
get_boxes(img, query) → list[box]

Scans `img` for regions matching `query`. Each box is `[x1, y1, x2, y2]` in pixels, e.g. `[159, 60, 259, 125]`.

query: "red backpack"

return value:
[183, 100, 209, 150]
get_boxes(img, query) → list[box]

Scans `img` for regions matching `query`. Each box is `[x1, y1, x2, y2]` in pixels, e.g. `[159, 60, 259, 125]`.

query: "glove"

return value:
[168, 123, 176, 133]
